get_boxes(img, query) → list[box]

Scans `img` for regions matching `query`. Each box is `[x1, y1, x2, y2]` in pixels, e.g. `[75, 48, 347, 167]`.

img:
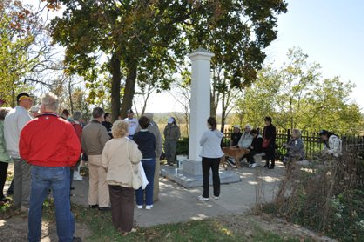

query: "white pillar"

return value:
[188, 47, 215, 161]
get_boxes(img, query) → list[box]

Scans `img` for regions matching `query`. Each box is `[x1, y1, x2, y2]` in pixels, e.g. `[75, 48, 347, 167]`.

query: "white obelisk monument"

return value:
[182, 47, 214, 175]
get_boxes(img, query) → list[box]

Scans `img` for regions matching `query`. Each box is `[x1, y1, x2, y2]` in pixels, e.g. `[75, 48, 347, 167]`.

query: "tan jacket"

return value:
[136, 120, 162, 158]
[81, 120, 109, 155]
[102, 137, 142, 187]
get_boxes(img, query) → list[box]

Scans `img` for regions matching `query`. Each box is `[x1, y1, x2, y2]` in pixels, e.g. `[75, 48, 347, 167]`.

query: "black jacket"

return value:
[263, 125, 277, 143]
[230, 132, 242, 146]
[250, 136, 263, 153]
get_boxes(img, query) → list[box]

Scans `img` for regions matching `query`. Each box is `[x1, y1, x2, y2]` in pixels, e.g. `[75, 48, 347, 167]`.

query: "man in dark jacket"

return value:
[20, 93, 81, 242]
[248, 129, 263, 168]
[262, 116, 277, 169]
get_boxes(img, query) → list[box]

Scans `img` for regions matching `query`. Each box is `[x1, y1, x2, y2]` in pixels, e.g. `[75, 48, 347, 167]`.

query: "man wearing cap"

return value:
[124, 109, 138, 140]
[319, 130, 342, 157]
[163, 117, 181, 166]
[230, 125, 242, 147]
[4, 92, 33, 211]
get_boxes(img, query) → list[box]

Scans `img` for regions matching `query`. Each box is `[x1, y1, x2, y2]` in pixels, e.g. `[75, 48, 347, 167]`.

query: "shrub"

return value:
[262, 150, 364, 241]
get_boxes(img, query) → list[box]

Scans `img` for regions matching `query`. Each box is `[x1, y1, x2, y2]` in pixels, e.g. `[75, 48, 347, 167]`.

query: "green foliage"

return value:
[176, 137, 189, 155]
[262, 152, 364, 241]
[234, 47, 362, 134]
[0, 1, 37, 106]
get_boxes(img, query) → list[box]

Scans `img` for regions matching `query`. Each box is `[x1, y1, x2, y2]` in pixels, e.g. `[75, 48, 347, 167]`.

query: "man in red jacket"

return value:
[20, 93, 81, 242]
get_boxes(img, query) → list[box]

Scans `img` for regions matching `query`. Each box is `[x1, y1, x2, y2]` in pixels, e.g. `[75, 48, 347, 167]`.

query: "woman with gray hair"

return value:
[0, 107, 12, 201]
[283, 128, 305, 165]
[102, 120, 142, 235]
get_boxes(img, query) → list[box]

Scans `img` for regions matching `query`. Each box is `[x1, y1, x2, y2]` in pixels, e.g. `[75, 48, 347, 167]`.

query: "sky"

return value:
[23, 0, 364, 113]
[146, 0, 364, 113]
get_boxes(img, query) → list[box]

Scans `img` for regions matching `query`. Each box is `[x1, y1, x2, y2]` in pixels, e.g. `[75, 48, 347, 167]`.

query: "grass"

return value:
[0, 198, 311, 241]
[60, 204, 304, 242]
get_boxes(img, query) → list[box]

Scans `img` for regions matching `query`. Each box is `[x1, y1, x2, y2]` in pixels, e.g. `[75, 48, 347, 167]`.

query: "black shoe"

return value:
[70, 187, 75, 190]
[88, 205, 98, 209]
[98, 207, 111, 211]
[73, 237, 82, 242]
[268, 165, 275, 169]
[264, 164, 269, 168]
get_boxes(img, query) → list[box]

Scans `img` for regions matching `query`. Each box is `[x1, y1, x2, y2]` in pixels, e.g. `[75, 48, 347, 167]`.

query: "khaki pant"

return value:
[88, 155, 109, 207]
[14, 159, 31, 208]
[153, 159, 160, 202]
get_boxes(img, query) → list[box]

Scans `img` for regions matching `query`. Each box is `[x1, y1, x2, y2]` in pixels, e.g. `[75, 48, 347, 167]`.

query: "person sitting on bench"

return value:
[247, 129, 263, 168]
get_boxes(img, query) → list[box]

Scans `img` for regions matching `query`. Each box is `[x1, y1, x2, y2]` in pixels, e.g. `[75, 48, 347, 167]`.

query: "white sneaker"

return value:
[213, 195, 219, 200]
[145, 205, 153, 210]
[197, 195, 209, 201]
[136, 205, 142, 209]
[73, 171, 83, 181]
[251, 163, 257, 168]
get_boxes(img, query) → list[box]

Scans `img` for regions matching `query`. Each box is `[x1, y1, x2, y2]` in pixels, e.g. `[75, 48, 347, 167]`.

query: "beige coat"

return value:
[82, 120, 109, 156]
[102, 137, 142, 187]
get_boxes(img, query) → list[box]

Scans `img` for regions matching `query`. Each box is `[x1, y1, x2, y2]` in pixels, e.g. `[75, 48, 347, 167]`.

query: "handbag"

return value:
[262, 139, 270, 148]
[128, 140, 149, 190]
[262, 128, 270, 148]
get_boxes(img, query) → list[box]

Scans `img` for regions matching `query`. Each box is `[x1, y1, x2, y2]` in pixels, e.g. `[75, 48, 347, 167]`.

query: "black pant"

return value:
[109, 185, 135, 233]
[202, 157, 221, 198]
[247, 151, 256, 164]
[264, 146, 275, 167]
[0, 161, 8, 199]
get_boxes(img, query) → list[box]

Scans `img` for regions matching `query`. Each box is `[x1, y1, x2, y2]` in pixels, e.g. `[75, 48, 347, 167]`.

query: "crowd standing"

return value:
[0, 91, 344, 240]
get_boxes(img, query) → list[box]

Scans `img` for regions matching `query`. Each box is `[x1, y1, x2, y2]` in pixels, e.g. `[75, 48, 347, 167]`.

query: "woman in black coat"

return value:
[262, 117, 277, 169]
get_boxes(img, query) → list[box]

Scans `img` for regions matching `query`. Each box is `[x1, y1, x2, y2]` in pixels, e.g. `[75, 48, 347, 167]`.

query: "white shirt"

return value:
[124, 118, 138, 136]
[4, 106, 32, 159]
[199, 130, 224, 158]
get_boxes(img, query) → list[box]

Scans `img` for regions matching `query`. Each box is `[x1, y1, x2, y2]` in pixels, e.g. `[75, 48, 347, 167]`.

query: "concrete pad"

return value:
[70, 160, 285, 228]
[161, 165, 241, 188]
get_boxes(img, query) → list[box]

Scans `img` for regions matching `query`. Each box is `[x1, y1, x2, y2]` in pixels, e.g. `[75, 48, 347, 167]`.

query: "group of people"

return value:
[0, 91, 184, 240]
[0, 92, 344, 241]
[230, 116, 343, 168]
[230, 116, 278, 168]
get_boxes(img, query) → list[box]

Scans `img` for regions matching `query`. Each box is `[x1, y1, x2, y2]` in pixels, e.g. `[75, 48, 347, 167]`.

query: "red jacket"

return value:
[20, 113, 81, 167]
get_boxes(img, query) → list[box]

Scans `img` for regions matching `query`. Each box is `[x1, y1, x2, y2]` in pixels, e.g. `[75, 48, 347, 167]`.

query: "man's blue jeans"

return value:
[135, 159, 156, 206]
[28, 166, 75, 242]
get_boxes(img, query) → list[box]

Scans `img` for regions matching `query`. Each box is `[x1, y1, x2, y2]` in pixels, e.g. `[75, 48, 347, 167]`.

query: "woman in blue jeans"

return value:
[134, 116, 156, 209]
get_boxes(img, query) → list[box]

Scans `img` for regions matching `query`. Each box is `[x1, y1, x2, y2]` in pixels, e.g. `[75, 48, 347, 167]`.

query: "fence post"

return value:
[287, 129, 291, 143]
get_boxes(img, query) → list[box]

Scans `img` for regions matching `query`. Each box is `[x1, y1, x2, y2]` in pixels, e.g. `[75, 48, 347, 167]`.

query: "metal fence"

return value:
[222, 128, 364, 159]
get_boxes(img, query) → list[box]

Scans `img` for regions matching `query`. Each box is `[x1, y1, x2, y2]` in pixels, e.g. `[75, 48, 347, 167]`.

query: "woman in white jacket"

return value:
[319, 130, 342, 157]
[198, 117, 224, 201]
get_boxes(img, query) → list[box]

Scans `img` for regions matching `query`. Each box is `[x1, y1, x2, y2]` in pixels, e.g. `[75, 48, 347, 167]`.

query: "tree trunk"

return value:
[110, 54, 122, 122]
[68, 79, 74, 114]
[120, 63, 137, 119]
[210, 92, 216, 118]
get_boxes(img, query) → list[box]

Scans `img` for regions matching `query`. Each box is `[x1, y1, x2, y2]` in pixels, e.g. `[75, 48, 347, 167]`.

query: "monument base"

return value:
[161, 160, 241, 188]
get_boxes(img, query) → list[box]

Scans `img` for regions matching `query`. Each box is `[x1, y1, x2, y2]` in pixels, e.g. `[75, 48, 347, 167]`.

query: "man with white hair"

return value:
[20, 93, 81, 241]
[238, 124, 253, 149]
[4, 92, 33, 211]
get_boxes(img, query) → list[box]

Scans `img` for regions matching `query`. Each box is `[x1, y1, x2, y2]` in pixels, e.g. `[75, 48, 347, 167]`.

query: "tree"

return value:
[234, 48, 362, 134]
[0, 0, 38, 106]
[50, 0, 186, 121]
[182, 0, 287, 131]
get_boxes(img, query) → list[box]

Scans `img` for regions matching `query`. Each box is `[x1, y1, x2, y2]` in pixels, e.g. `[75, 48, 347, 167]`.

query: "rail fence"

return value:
[222, 129, 364, 159]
